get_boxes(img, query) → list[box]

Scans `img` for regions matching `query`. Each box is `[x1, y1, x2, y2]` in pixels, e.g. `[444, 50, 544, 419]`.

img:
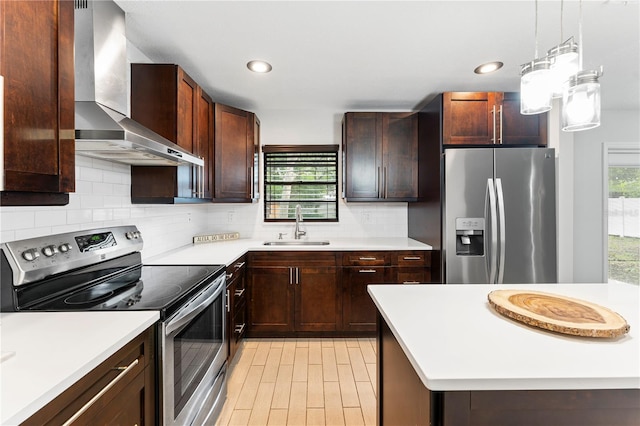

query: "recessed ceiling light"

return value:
[247, 60, 272, 73]
[474, 61, 504, 74]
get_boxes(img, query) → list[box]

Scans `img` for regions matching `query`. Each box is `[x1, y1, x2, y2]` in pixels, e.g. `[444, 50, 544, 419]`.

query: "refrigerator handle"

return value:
[495, 178, 506, 284]
[485, 178, 498, 284]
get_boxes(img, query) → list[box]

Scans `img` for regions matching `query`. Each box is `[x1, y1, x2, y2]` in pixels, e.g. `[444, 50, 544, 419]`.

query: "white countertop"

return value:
[146, 237, 432, 266]
[0, 311, 159, 425]
[368, 282, 640, 392]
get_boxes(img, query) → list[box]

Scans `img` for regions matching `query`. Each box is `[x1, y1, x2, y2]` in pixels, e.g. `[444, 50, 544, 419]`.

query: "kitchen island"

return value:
[369, 283, 640, 425]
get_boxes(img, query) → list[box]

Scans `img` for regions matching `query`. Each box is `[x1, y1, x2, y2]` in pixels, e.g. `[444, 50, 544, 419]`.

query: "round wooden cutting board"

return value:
[487, 289, 630, 338]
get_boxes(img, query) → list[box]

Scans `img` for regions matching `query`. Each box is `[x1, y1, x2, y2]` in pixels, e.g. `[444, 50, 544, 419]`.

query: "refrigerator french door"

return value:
[444, 148, 557, 284]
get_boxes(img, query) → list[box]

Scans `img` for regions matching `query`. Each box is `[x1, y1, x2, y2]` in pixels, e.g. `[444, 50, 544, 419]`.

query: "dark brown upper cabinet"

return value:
[213, 104, 258, 203]
[343, 112, 418, 202]
[130, 64, 211, 203]
[1, 0, 75, 206]
[442, 92, 547, 147]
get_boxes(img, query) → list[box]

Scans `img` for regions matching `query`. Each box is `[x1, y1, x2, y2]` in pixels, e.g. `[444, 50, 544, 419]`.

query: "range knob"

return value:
[42, 245, 59, 257]
[125, 232, 134, 239]
[59, 243, 72, 253]
[21, 248, 40, 262]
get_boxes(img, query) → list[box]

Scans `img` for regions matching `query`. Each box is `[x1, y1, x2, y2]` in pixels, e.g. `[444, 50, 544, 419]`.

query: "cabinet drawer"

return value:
[393, 251, 431, 267]
[393, 267, 431, 284]
[249, 251, 336, 267]
[342, 252, 389, 266]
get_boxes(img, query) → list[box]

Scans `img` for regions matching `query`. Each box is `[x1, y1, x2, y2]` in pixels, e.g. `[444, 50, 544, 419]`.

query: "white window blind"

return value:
[263, 146, 339, 221]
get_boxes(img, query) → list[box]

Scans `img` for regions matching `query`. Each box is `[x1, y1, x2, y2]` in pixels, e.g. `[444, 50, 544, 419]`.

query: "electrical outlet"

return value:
[227, 211, 235, 223]
[361, 210, 374, 224]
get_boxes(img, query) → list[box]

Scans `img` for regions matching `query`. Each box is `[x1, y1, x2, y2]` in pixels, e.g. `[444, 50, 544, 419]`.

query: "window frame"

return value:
[262, 144, 339, 223]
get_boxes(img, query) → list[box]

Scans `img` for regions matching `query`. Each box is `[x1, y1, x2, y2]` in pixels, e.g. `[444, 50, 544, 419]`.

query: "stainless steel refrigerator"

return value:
[444, 147, 557, 284]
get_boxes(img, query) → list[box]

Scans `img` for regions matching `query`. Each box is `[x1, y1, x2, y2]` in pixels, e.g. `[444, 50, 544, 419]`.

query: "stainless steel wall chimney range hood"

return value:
[74, 0, 203, 167]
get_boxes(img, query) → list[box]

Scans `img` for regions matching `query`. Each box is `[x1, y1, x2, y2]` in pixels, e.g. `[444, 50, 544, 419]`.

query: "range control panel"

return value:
[1, 226, 143, 286]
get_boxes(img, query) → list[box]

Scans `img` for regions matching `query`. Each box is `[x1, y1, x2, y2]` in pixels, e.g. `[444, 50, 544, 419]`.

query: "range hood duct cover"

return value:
[73, 0, 203, 167]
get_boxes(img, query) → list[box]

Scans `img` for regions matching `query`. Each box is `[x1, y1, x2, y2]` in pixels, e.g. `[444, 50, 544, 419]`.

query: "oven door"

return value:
[161, 273, 227, 426]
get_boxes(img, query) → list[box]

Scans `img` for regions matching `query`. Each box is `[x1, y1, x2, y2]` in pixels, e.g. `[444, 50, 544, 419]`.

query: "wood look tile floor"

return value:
[216, 338, 377, 426]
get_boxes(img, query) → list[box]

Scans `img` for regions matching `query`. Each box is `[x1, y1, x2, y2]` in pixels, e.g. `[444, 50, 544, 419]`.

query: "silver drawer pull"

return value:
[235, 323, 246, 334]
[403, 281, 421, 284]
[403, 256, 422, 260]
[226, 290, 230, 312]
[226, 272, 234, 281]
[234, 288, 245, 298]
[62, 358, 140, 426]
[358, 257, 378, 261]
[234, 261, 246, 269]
[359, 269, 377, 273]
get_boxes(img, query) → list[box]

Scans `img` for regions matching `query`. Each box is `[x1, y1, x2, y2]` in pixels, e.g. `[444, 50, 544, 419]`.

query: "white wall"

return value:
[572, 109, 640, 282]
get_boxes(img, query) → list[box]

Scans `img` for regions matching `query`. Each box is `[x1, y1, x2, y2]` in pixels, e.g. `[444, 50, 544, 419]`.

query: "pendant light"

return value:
[561, 0, 602, 131]
[520, 0, 552, 115]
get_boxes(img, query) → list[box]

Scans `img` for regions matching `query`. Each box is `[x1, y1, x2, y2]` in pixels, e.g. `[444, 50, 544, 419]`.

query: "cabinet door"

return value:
[1, 0, 75, 205]
[296, 267, 341, 332]
[214, 104, 253, 201]
[176, 68, 197, 153]
[343, 112, 382, 200]
[342, 267, 386, 332]
[382, 113, 418, 200]
[500, 92, 548, 146]
[442, 92, 497, 146]
[248, 267, 294, 334]
[196, 88, 213, 199]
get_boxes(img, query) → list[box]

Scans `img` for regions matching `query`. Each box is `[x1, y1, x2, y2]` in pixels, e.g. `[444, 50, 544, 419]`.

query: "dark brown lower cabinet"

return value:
[226, 257, 247, 363]
[378, 315, 640, 426]
[342, 266, 386, 332]
[23, 326, 155, 426]
[247, 252, 340, 337]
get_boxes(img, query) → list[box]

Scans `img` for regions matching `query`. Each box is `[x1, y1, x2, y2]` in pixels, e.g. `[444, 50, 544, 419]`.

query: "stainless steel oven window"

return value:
[162, 274, 227, 426]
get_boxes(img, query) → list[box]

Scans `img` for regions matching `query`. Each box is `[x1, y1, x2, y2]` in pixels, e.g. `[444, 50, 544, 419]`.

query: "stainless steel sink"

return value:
[263, 240, 330, 246]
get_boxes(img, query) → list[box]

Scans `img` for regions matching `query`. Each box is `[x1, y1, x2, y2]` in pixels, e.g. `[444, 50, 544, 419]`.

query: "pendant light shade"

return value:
[562, 69, 602, 131]
[520, 58, 553, 115]
[548, 38, 580, 98]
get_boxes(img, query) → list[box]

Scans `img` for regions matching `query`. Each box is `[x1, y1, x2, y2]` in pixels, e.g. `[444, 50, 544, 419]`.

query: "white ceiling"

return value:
[115, 0, 639, 117]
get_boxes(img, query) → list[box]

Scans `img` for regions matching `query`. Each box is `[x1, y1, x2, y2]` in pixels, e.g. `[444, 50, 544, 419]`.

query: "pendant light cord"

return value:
[534, 0, 539, 58]
[578, 0, 583, 70]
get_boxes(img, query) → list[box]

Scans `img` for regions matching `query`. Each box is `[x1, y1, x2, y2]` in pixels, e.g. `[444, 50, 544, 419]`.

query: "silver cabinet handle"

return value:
[377, 167, 381, 199]
[358, 257, 378, 261]
[234, 261, 246, 270]
[234, 288, 245, 298]
[402, 281, 420, 284]
[498, 105, 503, 145]
[289, 267, 293, 285]
[226, 272, 234, 281]
[296, 267, 300, 285]
[491, 105, 496, 144]
[62, 358, 140, 426]
[383, 167, 388, 199]
[403, 256, 422, 261]
[226, 290, 230, 312]
[235, 323, 246, 334]
[359, 269, 377, 273]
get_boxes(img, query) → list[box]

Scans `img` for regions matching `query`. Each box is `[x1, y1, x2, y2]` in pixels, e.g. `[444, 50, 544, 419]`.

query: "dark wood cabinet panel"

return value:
[342, 267, 386, 332]
[343, 112, 418, 202]
[248, 266, 295, 334]
[226, 257, 247, 362]
[442, 92, 547, 147]
[0, 0, 75, 205]
[343, 112, 382, 199]
[296, 266, 341, 332]
[24, 326, 155, 426]
[382, 113, 419, 199]
[213, 104, 256, 202]
[501, 92, 548, 146]
[247, 252, 339, 336]
[130, 64, 210, 203]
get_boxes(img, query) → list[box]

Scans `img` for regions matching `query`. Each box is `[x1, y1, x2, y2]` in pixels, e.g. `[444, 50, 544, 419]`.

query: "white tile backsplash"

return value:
[0, 155, 408, 257]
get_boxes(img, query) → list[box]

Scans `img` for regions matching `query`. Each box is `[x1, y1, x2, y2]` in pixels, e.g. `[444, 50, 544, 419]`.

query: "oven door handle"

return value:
[165, 276, 225, 336]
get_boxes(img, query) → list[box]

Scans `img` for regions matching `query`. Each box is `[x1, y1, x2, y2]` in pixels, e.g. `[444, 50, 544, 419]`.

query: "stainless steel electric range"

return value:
[0, 225, 227, 426]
